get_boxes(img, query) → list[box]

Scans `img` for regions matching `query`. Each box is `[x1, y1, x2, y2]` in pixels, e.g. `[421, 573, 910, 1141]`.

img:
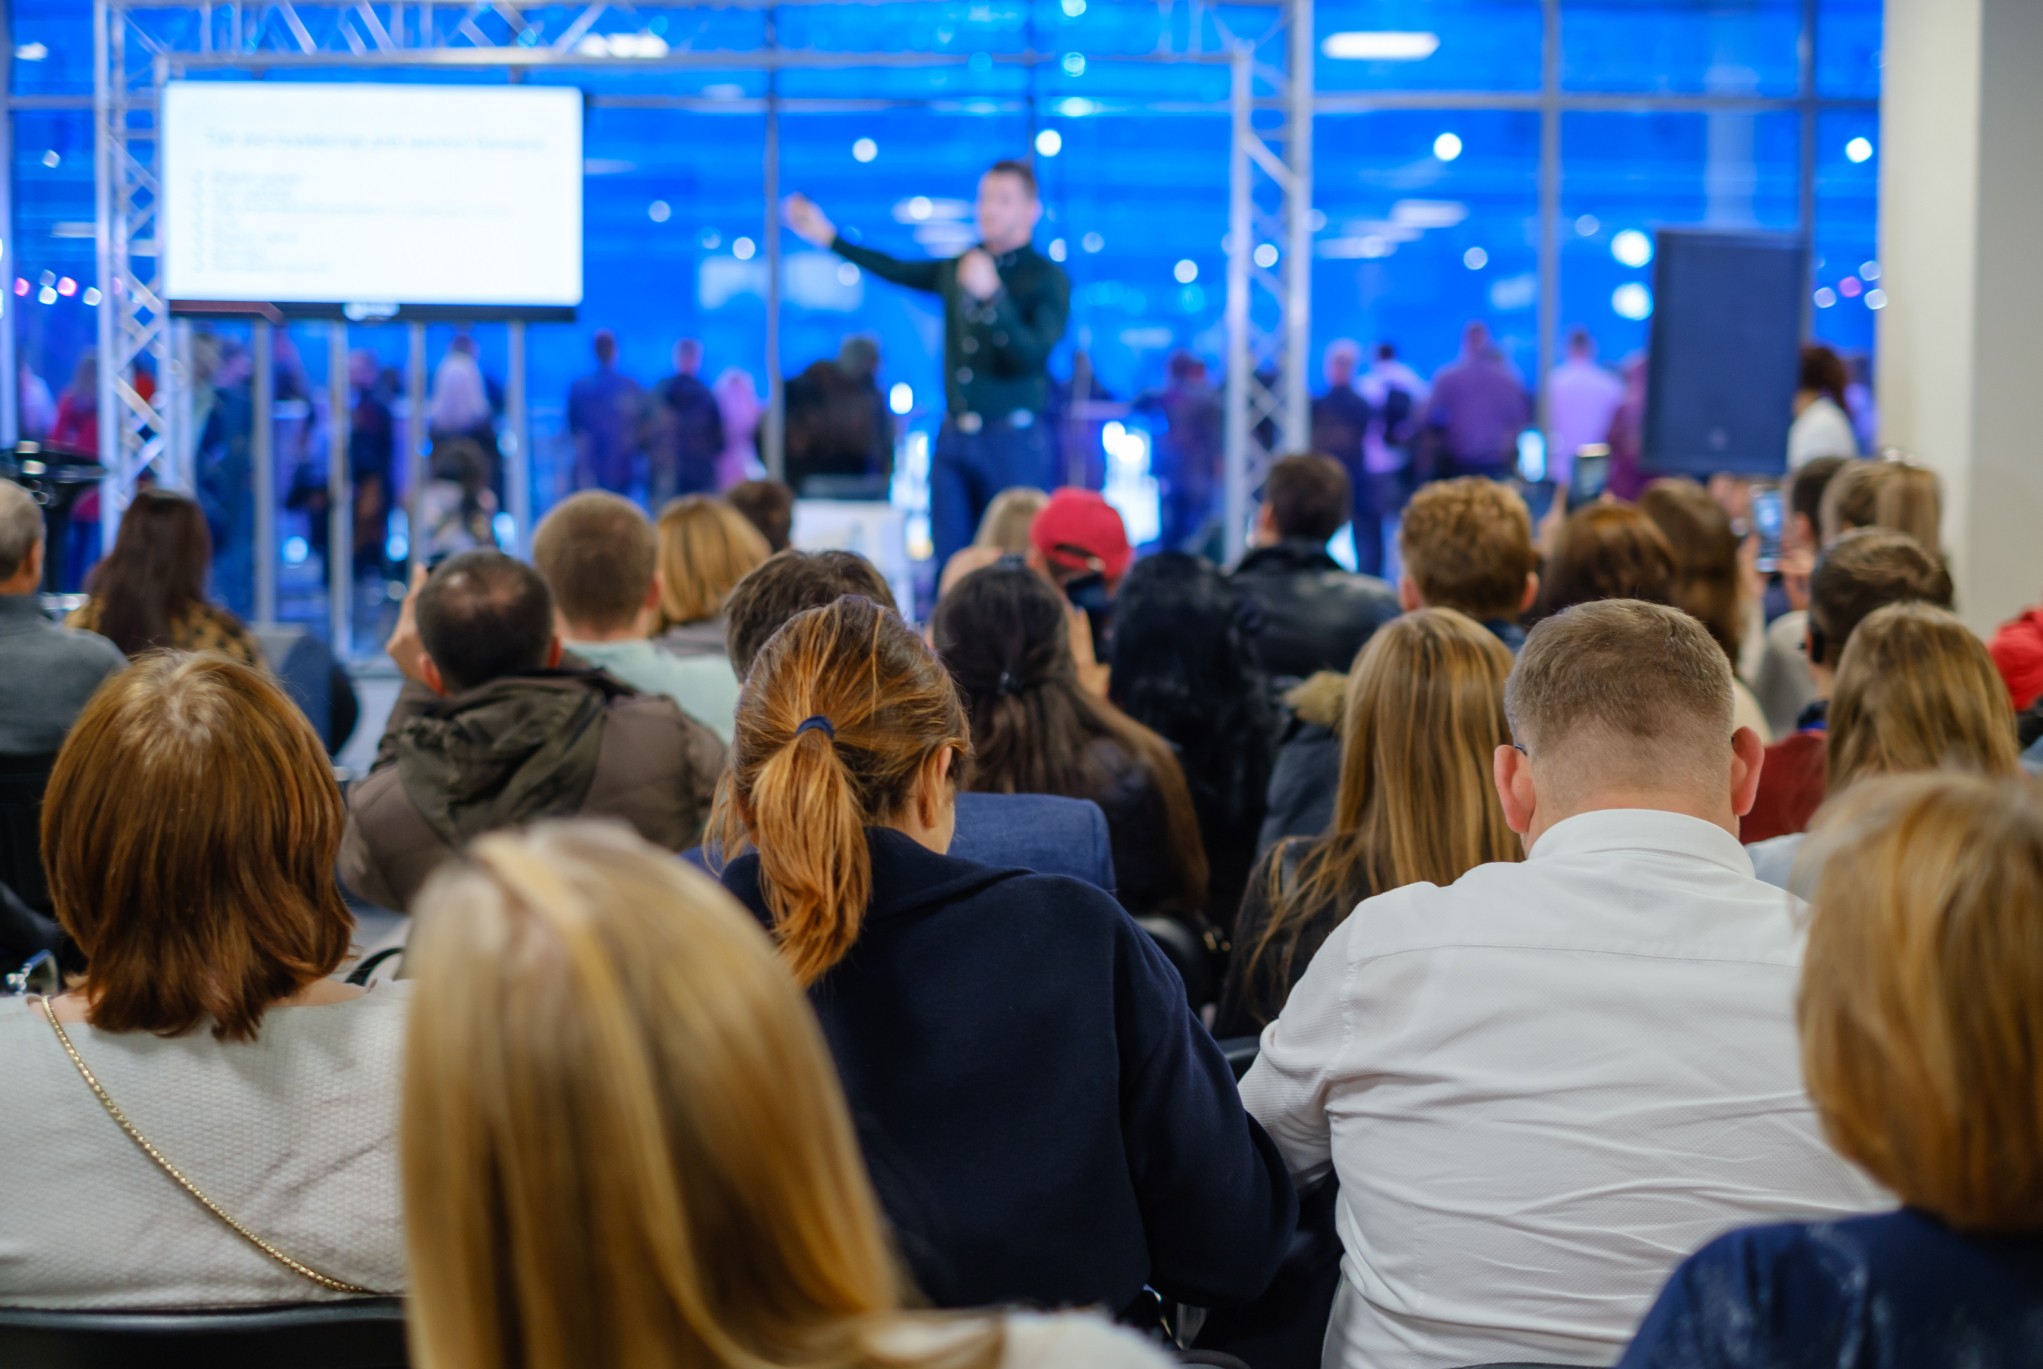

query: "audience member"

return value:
[1137, 351, 1226, 553]
[567, 329, 645, 497]
[1747, 602, 2018, 889]
[1990, 593, 2043, 713]
[1820, 455, 1944, 558]
[416, 436, 500, 564]
[715, 593, 1295, 1315]
[1231, 454, 1399, 683]
[1789, 343, 1860, 468]
[1395, 477, 1539, 649]
[652, 494, 773, 661]
[0, 478, 124, 755]
[1357, 341, 1427, 527]
[1242, 600, 1884, 1368]
[1027, 486, 1132, 679]
[725, 477, 794, 553]
[724, 549, 1115, 887]
[0, 655, 408, 1307]
[644, 337, 724, 506]
[975, 485, 1049, 554]
[1219, 609, 1517, 1039]
[1743, 529, 1954, 843]
[425, 350, 501, 489]
[713, 368, 765, 489]
[1534, 500, 1678, 618]
[1109, 552, 1275, 925]
[933, 562, 1209, 923]
[1752, 455, 1850, 735]
[533, 492, 740, 741]
[1638, 478, 1771, 738]
[402, 821, 1173, 1369]
[1623, 773, 2043, 1369]
[1546, 328, 1625, 488]
[1423, 322, 1529, 480]
[339, 550, 723, 912]
[68, 488, 263, 669]
[782, 334, 895, 499]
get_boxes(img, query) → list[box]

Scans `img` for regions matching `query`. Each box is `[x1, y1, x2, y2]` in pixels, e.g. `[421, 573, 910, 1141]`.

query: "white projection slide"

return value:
[163, 82, 583, 314]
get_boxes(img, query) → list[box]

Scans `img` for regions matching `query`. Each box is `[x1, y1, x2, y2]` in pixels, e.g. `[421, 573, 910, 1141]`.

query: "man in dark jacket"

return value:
[644, 338, 724, 506]
[339, 550, 725, 912]
[1232, 454, 1399, 687]
[1309, 340, 1381, 575]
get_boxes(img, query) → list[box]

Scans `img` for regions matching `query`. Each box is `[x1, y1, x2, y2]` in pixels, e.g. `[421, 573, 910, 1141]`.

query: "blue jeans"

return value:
[931, 417, 1051, 569]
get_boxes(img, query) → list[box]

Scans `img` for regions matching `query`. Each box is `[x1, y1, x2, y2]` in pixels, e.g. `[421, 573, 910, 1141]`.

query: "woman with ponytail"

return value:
[714, 593, 1295, 1322]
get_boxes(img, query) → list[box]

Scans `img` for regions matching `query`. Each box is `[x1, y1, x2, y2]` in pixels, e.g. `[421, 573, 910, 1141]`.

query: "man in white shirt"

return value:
[1239, 599, 1885, 1369]
[1546, 328, 1625, 487]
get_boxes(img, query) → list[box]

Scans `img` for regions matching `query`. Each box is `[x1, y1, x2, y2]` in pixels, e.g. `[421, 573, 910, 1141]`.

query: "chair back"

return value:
[0, 1299, 408, 1369]
[0, 751, 59, 916]
[1135, 915, 1215, 1007]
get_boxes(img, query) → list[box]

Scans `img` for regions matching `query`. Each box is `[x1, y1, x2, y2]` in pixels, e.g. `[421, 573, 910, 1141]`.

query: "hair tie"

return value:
[794, 716, 836, 741]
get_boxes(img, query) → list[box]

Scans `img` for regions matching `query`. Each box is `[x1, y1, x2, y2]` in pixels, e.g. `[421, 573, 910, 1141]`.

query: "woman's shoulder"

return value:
[178, 601, 263, 665]
[874, 1312, 1174, 1369]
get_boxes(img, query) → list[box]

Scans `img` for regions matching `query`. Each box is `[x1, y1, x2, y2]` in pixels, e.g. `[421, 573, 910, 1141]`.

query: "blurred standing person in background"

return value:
[18, 361, 55, 441]
[645, 338, 723, 507]
[1135, 351, 1225, 555]
[782, 334, 895, 500]
[1547, 329, 1625, 489]
[1358, 342, 1427, 557]
[50, 353, 98, 455]
[712, 368, 764, 491]
[567, 329, 645, 498]
[191, 335, 255, 617]
[1310, 340, 1377, 574]
[1424, 322, 1529, 482]
[1789, 343, 1860, 469]
[787, 157, 1070, 567]
[347, 349, 395, 586]
[1605, 353, 1651, 500]
[427, 347, 502, 494]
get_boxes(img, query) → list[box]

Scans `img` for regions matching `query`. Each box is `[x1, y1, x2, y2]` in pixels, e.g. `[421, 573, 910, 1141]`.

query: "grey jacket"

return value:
[339, 668, 725, 912]
[0, 595, 126, 755]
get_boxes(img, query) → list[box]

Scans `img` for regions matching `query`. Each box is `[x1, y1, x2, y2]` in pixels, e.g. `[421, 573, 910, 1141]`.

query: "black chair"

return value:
[1216, 1034, 1260, 1081]
[0, 751, 59, 916]
[1136, 915, 1215, 1007]
[0, 1299, 408, 1369]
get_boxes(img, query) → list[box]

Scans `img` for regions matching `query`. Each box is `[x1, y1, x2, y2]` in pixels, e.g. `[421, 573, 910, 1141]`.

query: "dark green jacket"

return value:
[829, 235, 1070, 419]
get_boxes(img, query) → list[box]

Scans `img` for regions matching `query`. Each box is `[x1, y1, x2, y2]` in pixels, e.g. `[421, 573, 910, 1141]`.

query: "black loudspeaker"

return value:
[1643, 228, 1808, 477]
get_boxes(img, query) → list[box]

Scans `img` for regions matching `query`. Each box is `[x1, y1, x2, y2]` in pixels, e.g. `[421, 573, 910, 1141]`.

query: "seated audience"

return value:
[1219, 609, 1518, 1039]
[715, 594, 1295, 1315]
[1110, 552, 1275, 926]
[67, 487, 262, 669]
[1752, 455, 1849, 736]
[1748, 602, 2018, 889]
[0, 654, 408, 1307]
[652, 493, 773, 659]
[1230, 454, 1399, 684]
[1395, 476, 1539, 649]
[1026, 487, 1132, 674]
[340, 550, 723, 912]
[1242, 600, 1884, 1369]
[1535, 500, 1678, 618]
[533, 492, 739, 740]
[933, 563, 1209, 924]
[0, 478, 124, 755]
[1743, 528, 1953, 843]
[403, 822, 1173, 1369]
[1639, 477, 1771, 739]
[1820, 454, 1943, 557]
[724, 549, 1117, 890]
[1622, 773, 2043, 1369]
[937, 486, 1051, 599]
[725, 477, 795, 553]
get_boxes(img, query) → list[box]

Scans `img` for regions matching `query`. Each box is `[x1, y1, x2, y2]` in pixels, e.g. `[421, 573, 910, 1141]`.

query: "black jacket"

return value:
[1258, 672, 1346, 858]
[722, 828, 1296, 1315]
[1232, 539, 1399, 685]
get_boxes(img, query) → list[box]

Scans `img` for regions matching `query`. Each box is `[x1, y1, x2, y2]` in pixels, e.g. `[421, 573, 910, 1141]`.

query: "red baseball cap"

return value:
[1030, 488, 1132, 583]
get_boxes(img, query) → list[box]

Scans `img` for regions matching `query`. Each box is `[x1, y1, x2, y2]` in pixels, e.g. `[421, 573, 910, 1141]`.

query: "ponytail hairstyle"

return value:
[713, 595, 969, 986]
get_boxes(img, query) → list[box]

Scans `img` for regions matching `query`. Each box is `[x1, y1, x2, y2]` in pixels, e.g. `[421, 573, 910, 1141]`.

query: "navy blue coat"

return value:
[722, 828, 1296, 1316]
[949, 791, 1116, 892]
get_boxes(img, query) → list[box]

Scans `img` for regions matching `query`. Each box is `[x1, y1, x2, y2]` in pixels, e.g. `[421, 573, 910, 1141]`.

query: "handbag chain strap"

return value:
[37, 994, 387, 1296]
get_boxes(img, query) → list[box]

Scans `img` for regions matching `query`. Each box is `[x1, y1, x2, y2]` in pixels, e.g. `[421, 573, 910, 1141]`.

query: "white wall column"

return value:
[1877, 0, 2043, 632]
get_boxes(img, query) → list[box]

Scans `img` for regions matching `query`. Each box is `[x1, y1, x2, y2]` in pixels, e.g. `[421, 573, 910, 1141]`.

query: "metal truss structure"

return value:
[92, 0, 1314, 628]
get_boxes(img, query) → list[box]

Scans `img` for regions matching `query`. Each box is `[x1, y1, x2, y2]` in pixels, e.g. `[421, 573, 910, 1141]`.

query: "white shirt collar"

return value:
[1526, 807, 1752, 877]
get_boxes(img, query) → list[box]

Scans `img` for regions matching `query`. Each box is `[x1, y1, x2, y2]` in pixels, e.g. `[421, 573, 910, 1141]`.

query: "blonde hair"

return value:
[1397, 478, 1537, 622]
[1243, 610, 1520, 1020]
[656, 496, 774, 629]
[1825, 602, 2018, 793]
[1798, 774, 2043, 1230]
[403, 821, 1001, 1369]
[972, 487, 1048, 555]
[1820, 458, 1943, 558]
[714, 595, 969, 986]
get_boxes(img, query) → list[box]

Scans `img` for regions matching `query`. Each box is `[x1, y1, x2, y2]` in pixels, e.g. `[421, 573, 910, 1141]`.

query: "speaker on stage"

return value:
[1643, 228, 1809, 478]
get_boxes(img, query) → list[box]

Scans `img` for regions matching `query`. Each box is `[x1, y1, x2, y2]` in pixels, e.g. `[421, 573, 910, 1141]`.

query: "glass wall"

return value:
[5, 0, 1881, 639]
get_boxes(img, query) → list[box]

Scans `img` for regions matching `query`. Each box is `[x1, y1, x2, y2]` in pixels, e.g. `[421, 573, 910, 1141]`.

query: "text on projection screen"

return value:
[162, 82, 584, 309]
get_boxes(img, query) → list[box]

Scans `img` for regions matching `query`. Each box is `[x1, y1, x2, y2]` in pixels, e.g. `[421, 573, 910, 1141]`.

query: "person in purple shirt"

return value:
[1425, 321, 1530, 479]
[567, 330, 647, 497]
